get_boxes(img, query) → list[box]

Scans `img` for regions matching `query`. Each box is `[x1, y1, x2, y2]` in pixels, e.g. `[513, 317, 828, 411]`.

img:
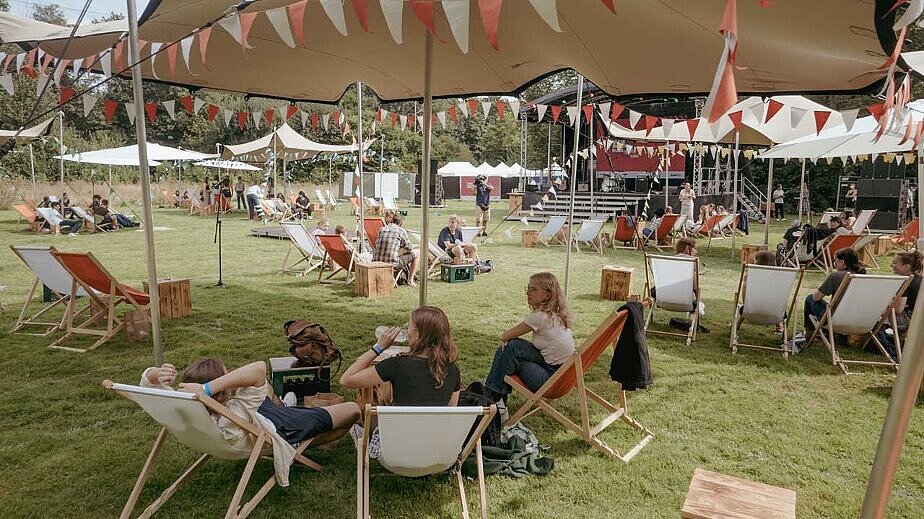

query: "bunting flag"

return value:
[790, 107, 807, 129]
[442, 0, 470, 52]
[180, 95, 193, 114]
[198, 26, 212, 68]
[610, 102, 625, 122]
[436, 111, 447, 129]
[702, 0, 739, 123]
[536, 104, 548, 122]
[59, 87, 76, 104]
[237, 111, 248, 130]
[468, 99, 479, 117]
[495, 100, 506, 120]
[410, 0, 438, 37]
[223, 109, 235, 128]
[644, 114, 658, 135]
[288, 0, 308, 46]
[480, 101, 491, 120]
[628, 110, 642, 129]
[322, 113, 331, 130]
[478, 0, 503, 50]
[144, 102, 158, 122]
[661, 118, 675, 137]
[813, 110, 831, 134]
[165, 43, 178, 78]
[264, 109, 276, 126]
[728, 110, 743, 131]
[83, 93, 98, 116]
[312, 113, 320, 131]
[207, 104, 219, 122]
[265, 7, 296, 48]
[163, 99, 176, 120]
[583, 104, 594, 125]
[251, 110, 262, 130]
[103, 99, 118, 123]
[765, 99, 784, 123]
[286, 104, 298, 120]
[566, 106, 579, 127]
[179, 36, 194, 72]
[124, 102, 136, 125]
[447, 105, 458, 122]
[193, 97, 206, 115]
[550, 105, 562, 125]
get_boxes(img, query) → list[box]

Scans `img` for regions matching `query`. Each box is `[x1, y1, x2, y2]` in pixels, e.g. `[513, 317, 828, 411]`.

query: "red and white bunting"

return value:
[536, 104, 548, 122]
[702, 0, 739, 123]
[163, 99, 176, 120]
[124, 102, 136, 125]
[251, 110, 262, 130]
[149, 42, 162, 79]
[442, 0, 471, 53]
[266, 7, 296, 48]
[436, 111, 447, 129]
[628, 110, 641, 129]
[0, 73, 16, 96]
[790, 106, 807, 130]
[193, 97, 206, 115]
[322, 113, 331, 130]
[223, 109, 235, 128]
[180, 36, 195, 72]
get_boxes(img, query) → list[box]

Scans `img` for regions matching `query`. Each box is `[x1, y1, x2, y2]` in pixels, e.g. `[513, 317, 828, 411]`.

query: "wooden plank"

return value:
[681, 468, 796, 519]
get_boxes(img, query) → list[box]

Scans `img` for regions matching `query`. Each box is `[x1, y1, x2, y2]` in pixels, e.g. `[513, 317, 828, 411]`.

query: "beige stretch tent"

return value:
[221, 123, 373, 162]
[0, 117, 55, 146]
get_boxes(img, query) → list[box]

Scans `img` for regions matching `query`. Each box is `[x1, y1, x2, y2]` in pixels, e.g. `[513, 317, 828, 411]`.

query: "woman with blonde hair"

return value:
[484, 272, 575, 405]
[341, 305, 462, 406]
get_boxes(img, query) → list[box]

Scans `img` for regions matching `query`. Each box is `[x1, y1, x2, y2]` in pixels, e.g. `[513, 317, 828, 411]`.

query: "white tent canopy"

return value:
[0, 117, 55, 146]
[56, 142, 213, 166]
[437, 161, 531, 178]
[220, 123, 373, 162]
[194, 159, 261, 171]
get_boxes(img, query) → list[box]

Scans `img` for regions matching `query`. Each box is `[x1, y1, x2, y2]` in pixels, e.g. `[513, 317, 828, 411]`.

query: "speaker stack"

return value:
[415, 160, 442, 206]
[856, 178, 902, 231]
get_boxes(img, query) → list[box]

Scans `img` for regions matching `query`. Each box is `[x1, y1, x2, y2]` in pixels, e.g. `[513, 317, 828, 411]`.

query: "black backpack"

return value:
[458, 381, 502, 448]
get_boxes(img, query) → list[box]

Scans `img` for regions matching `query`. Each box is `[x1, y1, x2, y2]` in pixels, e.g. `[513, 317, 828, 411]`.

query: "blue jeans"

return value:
[115, 214, 134, 227]
[246, 193, 260, 220]
[485, 338, 559, 397]
[803, 294, 828, 331]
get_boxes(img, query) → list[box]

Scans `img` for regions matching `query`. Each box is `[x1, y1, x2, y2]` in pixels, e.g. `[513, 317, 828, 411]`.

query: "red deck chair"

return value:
[810, 234, 863, 272]
[316, 234, 359, 285]
[610, 215, 640, 250]
[49, 248, 150, 353]
[363, 217, 385, 249]
[641, 214, 679, 252]
[697, 214, 724, 237]
[13, 204, 40, 231]
[891, 218, 919, 250]
[504, 310, 654, 462]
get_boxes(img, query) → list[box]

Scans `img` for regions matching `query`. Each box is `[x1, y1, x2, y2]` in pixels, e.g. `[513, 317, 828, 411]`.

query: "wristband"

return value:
[371, 343, 384, 356]
[202, 382, 213, 397]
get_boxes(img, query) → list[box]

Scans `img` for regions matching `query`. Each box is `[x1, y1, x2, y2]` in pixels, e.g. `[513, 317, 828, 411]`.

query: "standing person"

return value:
[845, 183, 858, 211]
[474, 174, 493, 237]
[483, 272, 574, 418]
[772, 184, 785, 221]
[678, 182, 696, 224]
[234, 176, 246, 210]
[245, 183, 263, 220]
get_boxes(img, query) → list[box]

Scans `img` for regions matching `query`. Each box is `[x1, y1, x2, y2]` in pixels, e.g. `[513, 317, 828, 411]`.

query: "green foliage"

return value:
[31, 3, 66, 25]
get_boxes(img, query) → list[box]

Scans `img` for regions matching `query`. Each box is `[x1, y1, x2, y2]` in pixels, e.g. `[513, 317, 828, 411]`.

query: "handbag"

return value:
[284, 319, 342, 378]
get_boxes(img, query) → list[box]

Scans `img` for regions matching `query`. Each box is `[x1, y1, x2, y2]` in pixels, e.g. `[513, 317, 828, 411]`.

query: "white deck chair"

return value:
[671, 214, 689, 237]
[325, 190, 338, 209]
[279, 221, 326, 276]
[538, 215, 568, 246]
[381, 196, 398, 212]
[852, 233, 882, 270]
[571, 218, 607, 254]
[358, 405, 496, 519]
[807, 274, 910, 374]
[730, 264, 804, 357]
[70, 206, 99, 233]
[9, 245, 90, 335]
[716, 213, 737, 236]
[105, 381, 324, 519]
[36, 207, 76, 234]
[819, 211, 840, 225]
[427, 241, 452, 278]
[314, 189, 330, 210]
[460, 226, 481, 244]
[850, 209, 876, 234]
[644, 254, 700, 345]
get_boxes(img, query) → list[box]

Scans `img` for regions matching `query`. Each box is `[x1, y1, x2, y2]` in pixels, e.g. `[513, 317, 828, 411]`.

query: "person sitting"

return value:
[104, 199, 135, 227]
[874, 251, 922, 359]
[273, 193, 289, 214]
[180, 191, 191, 208]
[310, 219, 329, 243]
[334, 224, 346, 236]
[842, 210, 856, 229]
[37, 195, 51, 208]
[754, 250, 777, 266]
[715, 205, 728, 215]
[828, 215, 851, 235]
[44, 201, 82, 235]
[373, 213, 419, 287]
[141, 359, 359, 482]
[642, 208, 664, 240]
[60, 192, 73, 217]
[483, 272, 574, 419]
[294, 191, 312, 220]
[383, 209, 396, 225]
[171, 190, 181, 208]
[437, 215, 478, 263]
[675, 236, 697, 257]
[801, 247, 867, 339]
[92, 198, 120, 229]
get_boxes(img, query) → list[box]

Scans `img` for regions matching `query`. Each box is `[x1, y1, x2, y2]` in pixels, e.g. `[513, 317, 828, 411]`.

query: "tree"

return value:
[92, 11, 124, 23]
[0, 0, 10, 12]
[32, 4, 67, 26]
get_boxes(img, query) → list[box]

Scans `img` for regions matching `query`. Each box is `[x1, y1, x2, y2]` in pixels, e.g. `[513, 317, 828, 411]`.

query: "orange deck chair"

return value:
[810, 234, 863, 272]
[49, 248, 150, 353]
[610, 215, 641, 250]
[891, 218, 919, 250]
[504, 309, 654, 462]
[316, 234, 360, 285]
[363, 217, 385, 249]
[13, 204, 40, 231]
[641, 213, 680, 252]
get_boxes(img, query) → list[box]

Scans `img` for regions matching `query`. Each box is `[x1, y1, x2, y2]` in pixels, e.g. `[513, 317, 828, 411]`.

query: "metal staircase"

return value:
[738, 177, 767, 222]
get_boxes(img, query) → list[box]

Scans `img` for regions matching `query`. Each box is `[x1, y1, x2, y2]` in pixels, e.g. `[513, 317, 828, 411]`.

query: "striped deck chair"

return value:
[316, 234, 362, 285]
[314, 189, 329, 210]
[538, 215, 568, 246]
[730, 264, 804, 358]
[609, 215, 641, 250]
[716, 213, 738, 237]
[49, 248, 150, 352]
[36, 207, 78, 235]
[641, 214, 680, 252]
[807, 274, 911, 374]
[279, 222, 326, 276]
[504, 309, 654, 462]
[644, 254, 700, 345]
[670, 214, 689, 239]
[9, 245, 92, 336]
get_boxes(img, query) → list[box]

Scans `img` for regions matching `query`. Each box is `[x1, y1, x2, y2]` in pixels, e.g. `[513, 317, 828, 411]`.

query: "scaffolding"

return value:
[692, 97, 705, 194]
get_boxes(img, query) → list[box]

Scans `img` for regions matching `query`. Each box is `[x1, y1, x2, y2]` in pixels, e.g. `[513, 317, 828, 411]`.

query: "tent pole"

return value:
[28, 143, 37, 200]
[328, 154, 333, 196]
[798, 158, 807, 222]
[546, 123, 552, 186]
[419, 34, 433, 307]
[126, 0, 163, 366]
[663, 143, 669, 211]
[731, 131, 739, 257]
[58, 110, 65, 193]
[919, 148, 924, 247]
[357, 82, 366, 251]
[563, 74, 584, 299]
[588, 104, 594, 216]
[763, 158, 773, 245]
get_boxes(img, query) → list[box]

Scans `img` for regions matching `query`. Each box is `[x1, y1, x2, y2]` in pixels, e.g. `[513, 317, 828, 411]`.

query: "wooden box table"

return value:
[313, 207, 327, 221]
[681, 468, 796, 519]
[600, 266, 633, 301]
[142, 278, 191, 320]
[508, 192, 523, 214]
[875, 235, 893, 255]
[521, 229, 539, 247]
[355, 262, 395, 298]
[740, 244, 768, 264]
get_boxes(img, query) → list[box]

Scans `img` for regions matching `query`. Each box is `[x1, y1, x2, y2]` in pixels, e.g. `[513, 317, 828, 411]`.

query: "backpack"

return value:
[457, 381, 502, 448]
[283, 319, 342, 378]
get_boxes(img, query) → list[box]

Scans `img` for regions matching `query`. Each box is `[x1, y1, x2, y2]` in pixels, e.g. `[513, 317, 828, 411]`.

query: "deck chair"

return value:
[808, 234, 862, 272]
[852, 233, 882, 270]
[571, 218, 607, 254]
[279, 222, 326, 276]
[819, 211, 840, 225]
[716, 213, 738, 237]
[161, 190, 176, 207]
[48, 248, 150, 353]
[317, 234, 362, 285]
[641, 214, 680, 252]
[538, 215, 568, 246]
[71, 206, 101, 233]
[325, 190, 338, 210]
[381, 196, 398, 212]
[36, 207, 77, 234]
[426, 241, 452, 278]
[670, 214, 689, 239]
[730, 264, 804, 357]
[189, 196, 213, 216]
[364, 197, 381, 215]
[609, 215, 641, 250]
[807, 274, 911, 374]
[13, 204, 39, 231]
[363, 218, 385, 249]
[358, 405, 496, 519]
[851, 209, 876, 234]
[314, 189, 329, 210]
[9, 245, 92, 336]
[643, 254, 700, 346]
[104, 381, 324, 519]
[504, 309, 654, 462]
[696, 214, 724, 238]
[891, 218, 919, 250]
[460, 226, 481, 244]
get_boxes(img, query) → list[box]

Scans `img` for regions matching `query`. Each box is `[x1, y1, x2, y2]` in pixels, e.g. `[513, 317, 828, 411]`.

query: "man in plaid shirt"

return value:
[373, 213, 419, 287]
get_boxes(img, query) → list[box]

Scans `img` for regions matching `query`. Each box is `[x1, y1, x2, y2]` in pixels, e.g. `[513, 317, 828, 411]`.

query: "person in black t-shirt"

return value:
[437, 215, 478, 263]
[341, 306, 461, 406]
[803, 247, 866, 334]
[874, 251, 923, 359]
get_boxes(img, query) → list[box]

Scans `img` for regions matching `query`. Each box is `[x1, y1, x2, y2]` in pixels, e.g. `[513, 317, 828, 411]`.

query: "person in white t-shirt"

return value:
[484, 272, 575, 406]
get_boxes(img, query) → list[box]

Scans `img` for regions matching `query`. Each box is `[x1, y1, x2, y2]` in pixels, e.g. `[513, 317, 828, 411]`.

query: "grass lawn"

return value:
[0, 199, 921, 518]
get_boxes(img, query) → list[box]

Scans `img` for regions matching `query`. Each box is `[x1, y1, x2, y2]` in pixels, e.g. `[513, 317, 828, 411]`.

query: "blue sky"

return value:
[6, 0, 144, 22]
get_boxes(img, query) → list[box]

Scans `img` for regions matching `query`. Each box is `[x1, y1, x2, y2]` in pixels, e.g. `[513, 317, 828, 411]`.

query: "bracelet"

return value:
[370, 343, 384, 356]
[202, 382, 213, 397]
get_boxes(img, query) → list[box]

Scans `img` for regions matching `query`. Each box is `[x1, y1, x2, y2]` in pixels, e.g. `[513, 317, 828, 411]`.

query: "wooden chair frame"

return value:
[641, 214, 680, 252]
[316, 235, 360, 285]
[891, 218, 918, 250]
[608, 215, 642, 250]
[729, 264, 804, 358]
[504, 310, 654, 463]
[13, 204, 39, 231]
[643, 254, 700, 346]
[358, 405, 496, 519]
[9, 245, 91, 336]
[810, 234, 862, 273]
[49, 248, 150, 353]
[571, 218, 607, 254]
[104, 381, 324, 519]
[538, 215, 568, 246]
[279, 222, 326, 276]
[807, 274, 911, 374]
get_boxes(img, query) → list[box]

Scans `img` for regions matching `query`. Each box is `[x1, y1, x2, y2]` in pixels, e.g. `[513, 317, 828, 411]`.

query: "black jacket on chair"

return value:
[608, 302, 653, 391]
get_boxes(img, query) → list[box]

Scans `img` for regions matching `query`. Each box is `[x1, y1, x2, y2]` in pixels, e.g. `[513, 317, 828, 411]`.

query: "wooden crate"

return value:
[875, 235, 893, 255]
[508, 192, 523, 214]
[681, 468, 796, 519]
[142, 278, 191, 320]
[355, 262, 395, 297]
[313, 208, 327, 221]
[521, 229, 539, 247]
[740, 244, 768, 264]
[599, 266, 633, 301]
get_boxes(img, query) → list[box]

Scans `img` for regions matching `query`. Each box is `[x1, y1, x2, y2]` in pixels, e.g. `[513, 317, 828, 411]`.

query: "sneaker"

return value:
[282, 392, 297, 407]
[495, 399, 510, 424]
[68, 233, 78, 236]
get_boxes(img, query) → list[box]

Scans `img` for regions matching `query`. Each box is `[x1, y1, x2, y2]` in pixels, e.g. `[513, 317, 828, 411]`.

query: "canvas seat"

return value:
[104, 381, 325, 519]
[325, 190, 338, 210]
[363, 217, 385, 250]
[808, 234, 862, 272]
[314, 189, 329, 210]
[643, 254, 700, 345]
[9, 245, 93, 336]
[71, 206, 101, 233]
[641, 214, 680, 252]
[807, 274, 911, 374]
[48, 248, 150, 353]
[36, 207, 77, 234]
[716, 213, 738, 236]
[730, 264, 804, 358]
[851, 233, 882, 270]
[460, 226, 481, 244]
[364, 197, 381, 215]
[571, 218, 607, 254]
[358, 405, 496, 519]
[381, 196, 398, 212]
[13, 204, 39, 231]
[317, 234, 366, 285]
[538, 215, 568, 246]
[279, 222, 326, 276]
[695, 214, 724, 238]
[850, 209, 876, 234]
[891, 218, 919, 250]
[426, 241, 452, 278]
[609, 215, 641, 250]
[818, 211, 840, 225]
[504, 309, 654, 462]
[670, 214, 689, 239]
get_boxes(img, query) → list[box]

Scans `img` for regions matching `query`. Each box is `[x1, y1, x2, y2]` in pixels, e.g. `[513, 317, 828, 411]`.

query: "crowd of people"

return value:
[32, 192, 136, 235]
[168, 176, 315, 222]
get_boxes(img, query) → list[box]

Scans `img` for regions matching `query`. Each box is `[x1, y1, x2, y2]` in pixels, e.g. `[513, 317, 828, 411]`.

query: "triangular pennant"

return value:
[790, 107, 807, 129]
[481, 101, 492, 120]
[457, 100, 469, 117]
[321, 0, 350, 36]
[53, 58, 69, 86]
[536, 104, 548, 122]
[193, 97, 206, 115]
[896, 153, 905, 165]
[566, 106, 579, 126]
[145, 102, 158, 123]
[148, 42, 162, 79]
[442, 0, 470, 53]
[34, 73, 49, 96]
[661, 118, 675, 137]
[599, 0, 617, 15]
[495, 101, 506, 120]
[266, 7, 296, 48]
[380, 0, 405, 44]
[112, 40, 125, 72]
[71, 57, 83, 75]
[164, 43, 178, 78]
[286, 104, 298, 120]
[180, 95, 193, 114]
[477, 0, 503, 50]
[99, 51, 112, 78]
[350, 0, 372, 32]
[300, 110, 309, 128]
[447, 106, 457, 123]
[180, 36, 194, 71]
[125, 102, 136, 125]
[400, 114, 408, 130]
[410, 0, 438, 37]
[610, 102, 625, 122]
[528, 0, 561, 31]
[163, 99, 176, 120]
[468, 99, 480, 117]
[264, 109, 276, 126]
[224, 109, 235, 128]
[728, 110, 743, 131]
[764, 98, 784, 123]
[905, 152, 916, 164]
[702, 0, 739, 122]
[198, 26, 212, 69]
[597, 102, 611, 120]
[641, 115, 656, 135]
[104, 99, 119, 123]
[583, 105, 594, 125]
[551, 105, 562, 125]
[390, 111, 398, 128]
[813, 111, 831, 135]
[218, 14, 252, 49]
[237, 111, 248, 130]
[416, 115, 424, 129]
[312, 113, 319, 131]
[83, 93, 98, 116]
[288, 0, 308, 46]
[436, 111, 447, 129]
[207, 104, 219, 122]
[507, 97, 520, 117]
[629, 110, 642, 129]
[548, 186, 557, 197]
[59, 87, 76, 104]
[251, 111, 262, 130]
[532, 201, 543, 211]
[322, 113, 331, 130]
[840, 108, 859, 132]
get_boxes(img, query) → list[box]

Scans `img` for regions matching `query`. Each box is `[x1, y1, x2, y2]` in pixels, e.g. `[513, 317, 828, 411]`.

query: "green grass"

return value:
[0, 200, 921, 518]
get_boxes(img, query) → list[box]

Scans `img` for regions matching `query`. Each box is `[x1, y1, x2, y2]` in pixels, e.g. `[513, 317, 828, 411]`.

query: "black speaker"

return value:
[857, 196, 900, 212]
[870, 212, 900, 231]
[414, 160, 441, 205]
[857, 179, 902, 197]
[636, 179, 649, 193]
[860, 157, 907, 179]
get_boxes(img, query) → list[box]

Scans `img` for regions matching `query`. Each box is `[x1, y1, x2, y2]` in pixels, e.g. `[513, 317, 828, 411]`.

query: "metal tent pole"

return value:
[763, 158, 773, 245]
[731, 131, 740, 257]
[126, 0, 163, 365]
[419, 34, 433, 307]
[798, 158, 807, 222]
[546, 123, 552, 186]
[588, 105, 594, 216]
[563, 74, 584, 299]
[28, 143, 37, 200]
[58, 110, 65, 192]
[357, 82, 366, 251]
